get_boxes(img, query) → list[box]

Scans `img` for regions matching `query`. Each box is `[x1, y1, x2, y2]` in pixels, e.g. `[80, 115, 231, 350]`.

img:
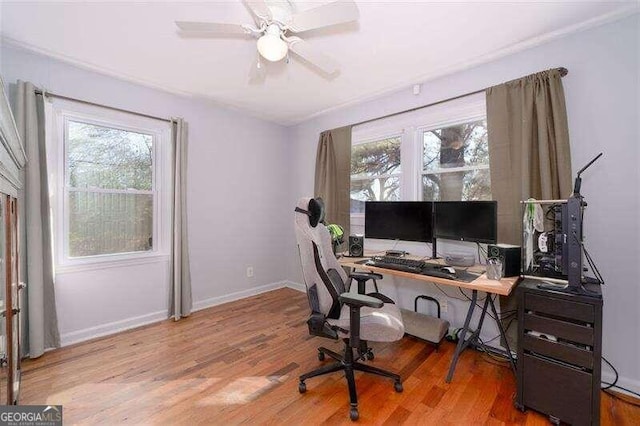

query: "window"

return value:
[421, 119, 490, 201]
[66, 120, 155, 257]
[349, 93, 490, 232]
[350, 136, 401, 213]
[51, 102, 170, 269]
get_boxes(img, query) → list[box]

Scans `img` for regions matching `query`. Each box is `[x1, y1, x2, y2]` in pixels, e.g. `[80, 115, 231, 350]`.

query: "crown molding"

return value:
[287, 4, 640, 126]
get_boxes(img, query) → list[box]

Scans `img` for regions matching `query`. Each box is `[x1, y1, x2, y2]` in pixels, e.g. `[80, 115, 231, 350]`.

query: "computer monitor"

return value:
[434, 201, 497, 244]
[364, 201, 433, 243]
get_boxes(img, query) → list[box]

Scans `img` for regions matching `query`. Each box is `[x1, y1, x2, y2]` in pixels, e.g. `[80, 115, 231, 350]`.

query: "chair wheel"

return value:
[394, 381, 403, 393]
[318, 351, 325, 361]
[366, 350, 374, 361]
[350, 407, 359, 421]
[298, 381, 306, 393]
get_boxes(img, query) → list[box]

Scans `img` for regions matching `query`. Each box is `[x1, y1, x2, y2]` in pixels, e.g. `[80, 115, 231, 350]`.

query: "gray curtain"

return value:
[15, 81, 60, 357]
[486, 69, 572, 348]
[169, 118, 192, 320]
[314, 126, 352, 238]
[486, 68, 573, 245]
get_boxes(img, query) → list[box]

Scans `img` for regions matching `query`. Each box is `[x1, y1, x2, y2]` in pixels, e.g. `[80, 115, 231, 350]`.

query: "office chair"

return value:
[294, 197, 404, 421]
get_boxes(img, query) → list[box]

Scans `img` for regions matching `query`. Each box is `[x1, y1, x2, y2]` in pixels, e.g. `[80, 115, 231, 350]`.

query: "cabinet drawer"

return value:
[523, 334, 593, 370]
[525, 293, 594, 323]
[524, 312, 594, 346]
[522, 354, 592, 425]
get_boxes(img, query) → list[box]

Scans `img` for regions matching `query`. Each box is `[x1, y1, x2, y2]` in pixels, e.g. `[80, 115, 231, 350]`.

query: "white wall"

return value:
[287, 15, 640, 393]
[1, 43, 292, 345]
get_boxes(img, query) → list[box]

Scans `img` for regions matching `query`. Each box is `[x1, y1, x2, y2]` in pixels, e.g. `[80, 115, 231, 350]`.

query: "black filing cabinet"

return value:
[516, 279, 603, 425]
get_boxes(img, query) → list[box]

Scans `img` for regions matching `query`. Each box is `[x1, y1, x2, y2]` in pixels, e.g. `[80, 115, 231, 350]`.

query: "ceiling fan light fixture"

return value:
[257, 34, 288, 62]
[257, 26, 288, 62]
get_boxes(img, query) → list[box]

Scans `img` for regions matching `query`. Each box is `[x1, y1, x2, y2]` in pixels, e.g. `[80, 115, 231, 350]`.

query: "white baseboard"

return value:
[602, 372, 640, 397]
[192, 280, 290, 312]
[60, 280, 301, 347]
[284, 281, 305, 292]
[60, 309, 168, 347]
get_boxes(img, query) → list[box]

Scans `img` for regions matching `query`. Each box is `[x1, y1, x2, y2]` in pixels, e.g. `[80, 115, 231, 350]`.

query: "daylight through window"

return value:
[65, 120, 155, 258]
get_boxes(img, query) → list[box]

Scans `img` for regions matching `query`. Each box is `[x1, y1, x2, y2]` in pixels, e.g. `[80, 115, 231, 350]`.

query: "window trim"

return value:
[49, 100, 171, 272]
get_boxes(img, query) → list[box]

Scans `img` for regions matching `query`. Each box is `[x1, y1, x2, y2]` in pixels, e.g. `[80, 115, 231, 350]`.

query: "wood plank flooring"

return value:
[20, 288, 640, 425]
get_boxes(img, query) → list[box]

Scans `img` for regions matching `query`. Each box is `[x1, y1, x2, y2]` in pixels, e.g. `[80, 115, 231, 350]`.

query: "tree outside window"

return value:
[350, 137, 401, 213]
[422, 120, 491, 201]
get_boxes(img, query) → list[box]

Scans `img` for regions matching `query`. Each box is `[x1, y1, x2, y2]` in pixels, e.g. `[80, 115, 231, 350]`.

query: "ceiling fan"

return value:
[175, 0, 359, 83]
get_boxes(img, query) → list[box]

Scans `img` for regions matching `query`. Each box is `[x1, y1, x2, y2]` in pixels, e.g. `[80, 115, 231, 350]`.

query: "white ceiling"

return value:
[1, 1, 637, 125]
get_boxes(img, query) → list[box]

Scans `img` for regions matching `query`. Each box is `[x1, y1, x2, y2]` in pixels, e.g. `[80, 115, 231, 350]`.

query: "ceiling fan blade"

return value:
[289, 0, 359, 32]
[175, 21, 250, 36]
[288, 38, 339, 75]
[244, 0, 272, 20]
[248, 54, 267, 85]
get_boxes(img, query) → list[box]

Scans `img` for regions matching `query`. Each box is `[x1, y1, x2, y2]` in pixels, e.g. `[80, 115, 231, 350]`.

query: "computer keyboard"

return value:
[364, 256, 458, 279]
[366, 256, 426, 273]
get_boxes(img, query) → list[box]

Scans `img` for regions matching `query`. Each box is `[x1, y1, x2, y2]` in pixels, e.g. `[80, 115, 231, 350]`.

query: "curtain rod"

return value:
[351, 67, 568, 128]
[34, 89, 172, 123]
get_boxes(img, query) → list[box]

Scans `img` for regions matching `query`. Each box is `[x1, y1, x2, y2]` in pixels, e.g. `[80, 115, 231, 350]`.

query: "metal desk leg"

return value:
[446, 289, 478, 383]
[489, 296, 517, 376]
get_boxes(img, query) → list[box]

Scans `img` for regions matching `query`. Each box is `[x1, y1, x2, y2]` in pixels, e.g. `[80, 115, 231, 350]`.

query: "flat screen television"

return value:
[364, 201, 433, 243]
[434, 201, 497, 244]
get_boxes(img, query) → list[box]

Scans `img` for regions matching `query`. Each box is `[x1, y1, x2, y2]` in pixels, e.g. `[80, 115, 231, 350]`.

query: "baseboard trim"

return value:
[60, 309, 168, 347]
[284, 281, 305, 292]
[192, 281, 290, 312]
[59, 280, 301, 347]
[602, 372, 640, 397]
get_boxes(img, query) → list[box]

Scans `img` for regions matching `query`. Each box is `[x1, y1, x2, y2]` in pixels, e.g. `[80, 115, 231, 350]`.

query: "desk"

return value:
[339, 253, 520, 382]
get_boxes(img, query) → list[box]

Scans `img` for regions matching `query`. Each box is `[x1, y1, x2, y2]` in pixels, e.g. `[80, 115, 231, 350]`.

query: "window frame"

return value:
[49, 100, 171, 272]
[350, 93, 488, 232]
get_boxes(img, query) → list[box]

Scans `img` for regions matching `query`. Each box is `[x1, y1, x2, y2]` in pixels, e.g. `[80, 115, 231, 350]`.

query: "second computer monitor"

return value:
[434, 201, 497, 244]
[365, 201, 433, 243]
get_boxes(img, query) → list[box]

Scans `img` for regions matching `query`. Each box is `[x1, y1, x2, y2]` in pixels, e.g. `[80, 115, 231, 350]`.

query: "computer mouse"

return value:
[442, 266, 456, 275]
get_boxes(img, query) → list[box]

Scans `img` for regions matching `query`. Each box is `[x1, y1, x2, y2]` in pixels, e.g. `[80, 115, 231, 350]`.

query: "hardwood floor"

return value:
[20, 288, 640, 425]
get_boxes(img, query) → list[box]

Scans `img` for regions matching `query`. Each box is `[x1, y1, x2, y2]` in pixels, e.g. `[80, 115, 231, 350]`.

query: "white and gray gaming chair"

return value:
[294, 197, 405, 421]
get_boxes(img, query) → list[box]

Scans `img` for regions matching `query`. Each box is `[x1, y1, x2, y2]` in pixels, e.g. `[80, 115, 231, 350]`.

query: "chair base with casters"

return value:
[298, 293, 403, 422]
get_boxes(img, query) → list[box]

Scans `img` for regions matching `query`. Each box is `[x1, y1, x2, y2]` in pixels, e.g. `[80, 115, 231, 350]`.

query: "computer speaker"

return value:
[487, 244, 521, 277]
[348, 235, 364, 257]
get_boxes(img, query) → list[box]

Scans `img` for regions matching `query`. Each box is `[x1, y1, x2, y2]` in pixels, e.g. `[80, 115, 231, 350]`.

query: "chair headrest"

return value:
[295, 197, 325, 228]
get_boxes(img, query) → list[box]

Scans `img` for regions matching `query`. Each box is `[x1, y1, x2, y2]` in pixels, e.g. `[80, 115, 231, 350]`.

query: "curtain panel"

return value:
[486, 68, 573, 245]
[169, 118, 192, 320]
[314, 126, 352, 238]
[16, 81, 61, 357]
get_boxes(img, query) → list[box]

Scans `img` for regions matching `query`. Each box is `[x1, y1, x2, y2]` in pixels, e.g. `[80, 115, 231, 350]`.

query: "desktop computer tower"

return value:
[487, 244, 521, 277]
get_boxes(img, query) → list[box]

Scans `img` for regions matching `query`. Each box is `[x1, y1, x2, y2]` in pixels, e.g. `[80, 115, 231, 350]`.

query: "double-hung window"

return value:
[51, 102, 170, 270]
[350, 93, 490, 231]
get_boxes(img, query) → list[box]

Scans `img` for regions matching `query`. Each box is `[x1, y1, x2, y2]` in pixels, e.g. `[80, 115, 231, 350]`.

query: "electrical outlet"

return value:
[246, 266, 254, 278]
[441, 300, 448, 313]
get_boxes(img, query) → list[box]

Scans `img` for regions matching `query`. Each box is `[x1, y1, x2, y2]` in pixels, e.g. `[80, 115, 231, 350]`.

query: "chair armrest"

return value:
[339, 293, 383, 309]
[349, 272, 383, 281]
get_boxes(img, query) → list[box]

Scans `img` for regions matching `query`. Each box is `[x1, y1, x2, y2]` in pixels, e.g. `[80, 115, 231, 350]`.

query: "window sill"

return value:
[56, 253, 171, 275]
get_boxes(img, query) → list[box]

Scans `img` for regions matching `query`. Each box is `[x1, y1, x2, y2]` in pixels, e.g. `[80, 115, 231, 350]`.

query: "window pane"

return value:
[350, 177, 400, 213]
[351, 137, 401, 177]
[67, 121, 153, 190]
[423, 120, 488, 172]
[422, 169, 491, 201]
[69, 191, 153, 257]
